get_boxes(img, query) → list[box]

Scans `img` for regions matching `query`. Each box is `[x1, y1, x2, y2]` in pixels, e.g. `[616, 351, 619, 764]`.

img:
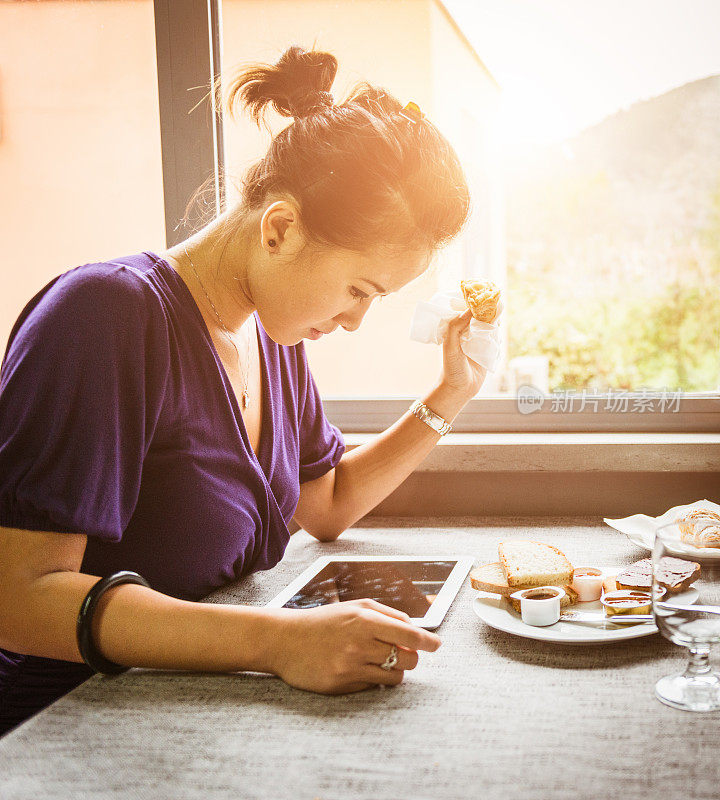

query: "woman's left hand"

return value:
[439, 308, 488, 399]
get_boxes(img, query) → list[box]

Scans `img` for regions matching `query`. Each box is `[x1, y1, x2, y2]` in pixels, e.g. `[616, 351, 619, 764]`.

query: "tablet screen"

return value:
[281, 560, 457, 617]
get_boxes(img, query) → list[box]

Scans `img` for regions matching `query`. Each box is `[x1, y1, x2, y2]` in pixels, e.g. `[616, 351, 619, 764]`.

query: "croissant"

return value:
[677, 508, 720, 548]
[460, 279, 501, 324]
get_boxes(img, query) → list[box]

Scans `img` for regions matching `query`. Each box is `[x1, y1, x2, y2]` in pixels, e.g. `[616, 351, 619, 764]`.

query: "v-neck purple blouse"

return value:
[0, 251, 345, 734]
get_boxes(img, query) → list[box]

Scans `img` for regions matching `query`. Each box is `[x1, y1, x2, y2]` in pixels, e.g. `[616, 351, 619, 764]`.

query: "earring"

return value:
[268, 238, 277, 248]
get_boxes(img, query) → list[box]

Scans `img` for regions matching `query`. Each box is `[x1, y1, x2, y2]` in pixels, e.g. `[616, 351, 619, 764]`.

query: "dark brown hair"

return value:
[190, 46, 470, 254]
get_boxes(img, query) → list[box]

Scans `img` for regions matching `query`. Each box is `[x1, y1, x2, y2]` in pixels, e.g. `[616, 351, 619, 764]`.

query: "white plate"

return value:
[604, 499, 720, 561]
[472, 568, 699, 645]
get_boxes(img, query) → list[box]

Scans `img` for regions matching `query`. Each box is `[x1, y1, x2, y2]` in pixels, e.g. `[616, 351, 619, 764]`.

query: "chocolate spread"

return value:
[616, 557, 700, 592]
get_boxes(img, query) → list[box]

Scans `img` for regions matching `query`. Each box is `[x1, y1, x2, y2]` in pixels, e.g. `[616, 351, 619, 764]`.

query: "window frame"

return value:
[154, 0, 224, 247]
[323, 394, 720, 433]
[154, 1, 720, 435]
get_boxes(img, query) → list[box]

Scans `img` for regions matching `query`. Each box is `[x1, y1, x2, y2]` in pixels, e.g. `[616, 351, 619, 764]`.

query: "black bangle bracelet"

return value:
[76, 571, 151, 675]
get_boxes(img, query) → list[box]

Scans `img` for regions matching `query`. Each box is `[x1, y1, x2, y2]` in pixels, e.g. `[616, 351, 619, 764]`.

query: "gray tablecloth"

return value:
[1, 517, 718, 800]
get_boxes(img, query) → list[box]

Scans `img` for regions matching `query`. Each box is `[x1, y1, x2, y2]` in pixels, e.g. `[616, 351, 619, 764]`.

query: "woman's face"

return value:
[251, 233, 430, 348]
[256, 246, 429, 346]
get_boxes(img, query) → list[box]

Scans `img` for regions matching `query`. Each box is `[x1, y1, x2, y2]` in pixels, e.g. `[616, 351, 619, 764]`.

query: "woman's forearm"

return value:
[2, 569, 285, 674]
[329, 382, 470, 537]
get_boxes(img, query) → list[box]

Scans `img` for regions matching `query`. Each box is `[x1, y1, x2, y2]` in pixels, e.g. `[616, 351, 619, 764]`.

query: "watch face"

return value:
[425, 412, 442, 430]
[410, 401, 449, 434]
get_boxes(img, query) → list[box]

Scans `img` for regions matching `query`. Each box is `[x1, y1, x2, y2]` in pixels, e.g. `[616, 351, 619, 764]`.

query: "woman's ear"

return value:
[260, 200, 304, 255]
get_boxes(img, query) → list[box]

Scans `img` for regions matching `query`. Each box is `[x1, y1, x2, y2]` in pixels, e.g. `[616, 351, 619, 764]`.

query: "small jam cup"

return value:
[601, 585, 667, 617]
[601, 590, 654, 617]
[571, 567, 604, 602]
[510, 586, 566, 626]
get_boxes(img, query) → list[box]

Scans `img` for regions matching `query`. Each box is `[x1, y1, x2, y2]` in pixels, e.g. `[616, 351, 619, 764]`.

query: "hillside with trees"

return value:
[506, 75, 720, 392]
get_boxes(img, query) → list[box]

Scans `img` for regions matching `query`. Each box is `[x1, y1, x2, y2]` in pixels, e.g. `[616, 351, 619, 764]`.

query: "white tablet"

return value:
[265, 555, 474, 629]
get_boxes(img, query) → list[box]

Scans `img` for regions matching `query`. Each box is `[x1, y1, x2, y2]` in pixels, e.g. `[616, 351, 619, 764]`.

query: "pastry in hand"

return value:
[460, 279, 501, 324]
[678, 508, 720, 548]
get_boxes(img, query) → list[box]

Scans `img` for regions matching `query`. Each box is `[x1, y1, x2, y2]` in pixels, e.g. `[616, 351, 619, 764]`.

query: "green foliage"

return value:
[507, 266, 720, 393]
[506, 169, 720, 392]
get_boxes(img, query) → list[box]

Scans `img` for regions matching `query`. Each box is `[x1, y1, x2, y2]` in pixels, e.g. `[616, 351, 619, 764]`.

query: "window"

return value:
[217, 0, 718, 430]
[6, 1, 714, 434]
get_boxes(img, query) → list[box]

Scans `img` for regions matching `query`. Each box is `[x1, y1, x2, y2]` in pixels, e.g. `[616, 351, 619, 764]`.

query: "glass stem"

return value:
[685, 646, 712, 677]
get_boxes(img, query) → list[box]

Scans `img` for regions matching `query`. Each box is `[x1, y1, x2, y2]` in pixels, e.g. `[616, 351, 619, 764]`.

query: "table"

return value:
[1, 517, 719, 799]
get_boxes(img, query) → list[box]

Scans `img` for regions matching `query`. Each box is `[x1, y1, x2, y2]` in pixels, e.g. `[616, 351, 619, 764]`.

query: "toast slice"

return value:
[469, 562, 516, 596]
[615, 557, 701, 594]
[469, 561, 578, 610]
[498, 541, 574, 588]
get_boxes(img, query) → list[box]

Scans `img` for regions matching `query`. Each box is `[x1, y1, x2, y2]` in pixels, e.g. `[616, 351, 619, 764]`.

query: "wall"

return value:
[0, 0, 165, 354]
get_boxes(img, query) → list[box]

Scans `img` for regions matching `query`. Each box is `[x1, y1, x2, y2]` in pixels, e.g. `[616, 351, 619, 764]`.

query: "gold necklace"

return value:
[183, 245, 252, 410]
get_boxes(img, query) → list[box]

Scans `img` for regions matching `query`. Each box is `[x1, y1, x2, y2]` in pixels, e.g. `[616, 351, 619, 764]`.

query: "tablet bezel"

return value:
[264, 554, 474, 629]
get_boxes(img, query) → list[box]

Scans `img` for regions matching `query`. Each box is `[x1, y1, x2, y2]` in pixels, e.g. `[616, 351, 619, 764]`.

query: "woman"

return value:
[0, 46, 485, 736]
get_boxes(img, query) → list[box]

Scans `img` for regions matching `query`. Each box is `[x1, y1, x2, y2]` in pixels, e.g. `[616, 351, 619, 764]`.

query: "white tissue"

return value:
[409, 288, 504, 372]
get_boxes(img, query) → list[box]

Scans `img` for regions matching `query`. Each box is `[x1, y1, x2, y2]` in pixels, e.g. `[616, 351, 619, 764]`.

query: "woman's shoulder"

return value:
[20, 256, 165, 329]
[4, 254, 169, 364]
[43, 254, 164, 313]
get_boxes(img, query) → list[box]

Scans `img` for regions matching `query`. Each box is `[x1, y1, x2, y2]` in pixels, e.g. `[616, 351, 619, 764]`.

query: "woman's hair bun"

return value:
[227, 45, 338, 122]
[206, 45, 470, 256]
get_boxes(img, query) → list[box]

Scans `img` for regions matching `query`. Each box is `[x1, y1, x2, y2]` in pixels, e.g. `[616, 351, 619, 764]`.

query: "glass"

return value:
[652, 521, 720, 711]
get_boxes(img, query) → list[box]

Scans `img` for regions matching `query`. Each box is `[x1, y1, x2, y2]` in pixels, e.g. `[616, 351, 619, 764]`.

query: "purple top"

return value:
[0, 251, 345, 735]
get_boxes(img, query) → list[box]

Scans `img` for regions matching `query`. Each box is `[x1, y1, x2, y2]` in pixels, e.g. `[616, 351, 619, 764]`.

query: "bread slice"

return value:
[615, 557, 701, 594]
[470, 562, 516, 596]
[498, 541, 574, 588]
[602, 576, 617, 594]
[469, 561, 578, 610]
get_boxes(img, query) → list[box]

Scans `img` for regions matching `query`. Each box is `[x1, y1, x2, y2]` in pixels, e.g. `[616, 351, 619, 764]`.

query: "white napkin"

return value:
[409, 288, 504, 372]
[604, 499, 720, 559]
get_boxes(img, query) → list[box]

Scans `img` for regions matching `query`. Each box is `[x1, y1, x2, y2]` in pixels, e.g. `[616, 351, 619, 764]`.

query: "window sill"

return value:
[342, 432, 720, 473]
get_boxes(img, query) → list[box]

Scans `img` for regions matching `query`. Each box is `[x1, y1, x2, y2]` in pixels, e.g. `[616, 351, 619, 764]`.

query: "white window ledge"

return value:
[342, 432, 720, 473]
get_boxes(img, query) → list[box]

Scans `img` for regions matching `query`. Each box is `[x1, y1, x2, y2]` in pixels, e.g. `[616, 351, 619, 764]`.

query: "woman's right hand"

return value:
[270, 599, 442, 695]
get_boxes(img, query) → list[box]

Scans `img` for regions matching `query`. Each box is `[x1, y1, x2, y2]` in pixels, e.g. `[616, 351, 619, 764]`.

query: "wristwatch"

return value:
[408, 399, 453, 436]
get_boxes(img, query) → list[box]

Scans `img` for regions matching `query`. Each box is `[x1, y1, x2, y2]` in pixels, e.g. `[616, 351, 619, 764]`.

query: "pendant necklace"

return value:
[183, 245, 252, 410]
